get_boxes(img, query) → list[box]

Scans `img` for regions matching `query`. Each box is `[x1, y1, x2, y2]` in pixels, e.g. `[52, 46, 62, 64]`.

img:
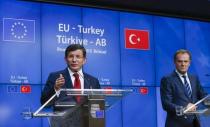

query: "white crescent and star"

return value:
[129, 34, 141, 45]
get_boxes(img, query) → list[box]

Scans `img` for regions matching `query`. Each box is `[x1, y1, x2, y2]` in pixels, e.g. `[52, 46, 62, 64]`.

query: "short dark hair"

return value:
[65, 44, 86, 58]
[174, 49, 192, 61]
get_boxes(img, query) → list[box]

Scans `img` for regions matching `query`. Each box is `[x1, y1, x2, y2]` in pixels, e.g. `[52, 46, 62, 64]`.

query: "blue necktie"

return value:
[182, 75, 192, 98]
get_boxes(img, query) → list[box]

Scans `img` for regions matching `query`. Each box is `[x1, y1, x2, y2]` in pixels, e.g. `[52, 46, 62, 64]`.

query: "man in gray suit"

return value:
[41, 44, 100, 127]
[160, 49, 207, 127]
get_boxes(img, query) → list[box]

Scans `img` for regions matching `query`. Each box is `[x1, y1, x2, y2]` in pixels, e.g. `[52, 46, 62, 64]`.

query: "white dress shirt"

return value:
[68, 68, 84, 90]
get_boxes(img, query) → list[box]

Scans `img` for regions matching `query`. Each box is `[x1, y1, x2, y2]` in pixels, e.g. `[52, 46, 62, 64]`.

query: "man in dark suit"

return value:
[41, 44, 100, 127]
[160, 49, 207, 127]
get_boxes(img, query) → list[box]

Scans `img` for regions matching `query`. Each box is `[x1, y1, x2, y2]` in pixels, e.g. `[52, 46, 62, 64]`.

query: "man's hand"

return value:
[54, 74, 65, 91]
[186, 103, 197, 111]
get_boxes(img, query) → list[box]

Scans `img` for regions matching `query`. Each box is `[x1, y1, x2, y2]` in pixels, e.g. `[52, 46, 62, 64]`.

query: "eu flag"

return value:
[3, 18, 35, 42]
[7, 85, 19, 93]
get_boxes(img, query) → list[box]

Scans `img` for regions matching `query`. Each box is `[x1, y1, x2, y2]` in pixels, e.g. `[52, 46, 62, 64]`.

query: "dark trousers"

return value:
[193, 118, 200, 127]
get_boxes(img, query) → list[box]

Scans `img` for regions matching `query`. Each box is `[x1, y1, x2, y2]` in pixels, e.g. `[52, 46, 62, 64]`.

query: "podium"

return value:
[177, 95, 210, 127]
[22, 88, 132, 127]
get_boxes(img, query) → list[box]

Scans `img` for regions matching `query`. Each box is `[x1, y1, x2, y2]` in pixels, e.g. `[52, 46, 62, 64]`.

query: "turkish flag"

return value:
[139, 87, 148, 95]
[21, 85, 31, 93]
[125, 29, 149, 50]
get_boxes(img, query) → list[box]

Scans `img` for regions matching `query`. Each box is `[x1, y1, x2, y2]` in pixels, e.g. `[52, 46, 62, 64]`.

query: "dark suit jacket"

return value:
[41, 68, 101, 108]
[40, 68, 100, 127]
[160, 71, 207, 127]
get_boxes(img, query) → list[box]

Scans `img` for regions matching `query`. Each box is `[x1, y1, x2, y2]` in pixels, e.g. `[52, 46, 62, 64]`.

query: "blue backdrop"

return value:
[0, 0, 210, 127]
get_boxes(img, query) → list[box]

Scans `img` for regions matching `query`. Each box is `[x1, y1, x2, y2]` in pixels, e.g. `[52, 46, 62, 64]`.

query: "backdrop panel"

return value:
[0, 0, 41, 84]
[185, 20, 210, 87]
[41, 4, 82, 83]
[82, 8, 121, 86]
[120, 12, 155, 87]
[122, 87, 157, 127]
[0, 84, 42, 127]
[154, 16, 185, 85]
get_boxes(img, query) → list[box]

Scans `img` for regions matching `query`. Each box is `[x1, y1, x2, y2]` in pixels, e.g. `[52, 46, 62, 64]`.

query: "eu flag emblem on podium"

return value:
[96, 110, 104, 118]
[3, 18, 35, 42]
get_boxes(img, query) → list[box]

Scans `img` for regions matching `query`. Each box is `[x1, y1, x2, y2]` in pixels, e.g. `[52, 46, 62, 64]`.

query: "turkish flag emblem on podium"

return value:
[125, 29, 149, 50]
[21, 85, 31, 93]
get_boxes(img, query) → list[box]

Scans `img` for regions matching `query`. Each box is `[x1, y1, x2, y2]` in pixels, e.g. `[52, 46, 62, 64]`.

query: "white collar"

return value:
[175, 69, 188, 78]
[68, 68, 84, 77]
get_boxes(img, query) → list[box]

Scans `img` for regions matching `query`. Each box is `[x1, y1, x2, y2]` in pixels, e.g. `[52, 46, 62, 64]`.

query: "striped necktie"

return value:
[182, 75, 192, 98]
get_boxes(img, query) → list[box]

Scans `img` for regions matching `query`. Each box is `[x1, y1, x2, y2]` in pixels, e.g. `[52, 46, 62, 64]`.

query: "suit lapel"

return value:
[63, 68, 73, 88]
[83, 73, 90, 89]
[173, 71, 192, 101]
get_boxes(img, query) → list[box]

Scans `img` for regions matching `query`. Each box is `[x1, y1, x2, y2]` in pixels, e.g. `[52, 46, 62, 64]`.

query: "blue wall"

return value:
[0, 0, 210, 127]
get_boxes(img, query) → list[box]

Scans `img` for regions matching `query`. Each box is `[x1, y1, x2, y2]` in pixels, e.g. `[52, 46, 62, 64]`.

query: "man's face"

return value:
[174, 53, 191, 74]
[65, 49, 86, 72]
